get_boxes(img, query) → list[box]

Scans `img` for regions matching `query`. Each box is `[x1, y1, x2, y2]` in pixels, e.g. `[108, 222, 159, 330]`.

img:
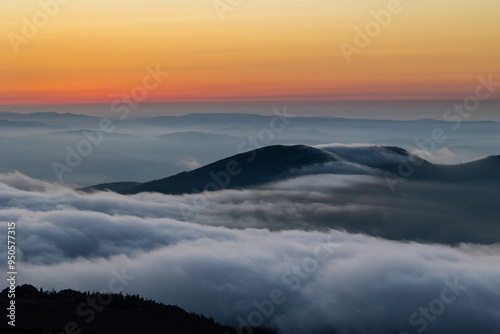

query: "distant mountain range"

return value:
[2, 111, 500, 186]
[0, 119, 65, 137]
[81, 144, 500, 195]
[2, 111, 499, 133]
[0, 111, 97, 127]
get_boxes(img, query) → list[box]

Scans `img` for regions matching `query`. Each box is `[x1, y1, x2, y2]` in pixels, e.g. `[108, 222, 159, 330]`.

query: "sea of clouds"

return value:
[1, 171, 499, 334]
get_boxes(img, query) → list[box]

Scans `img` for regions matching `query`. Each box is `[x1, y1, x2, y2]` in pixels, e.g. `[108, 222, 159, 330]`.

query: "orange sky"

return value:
[1, 0, 499, 105]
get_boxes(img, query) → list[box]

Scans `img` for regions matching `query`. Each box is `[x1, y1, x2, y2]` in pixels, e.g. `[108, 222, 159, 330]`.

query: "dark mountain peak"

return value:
[243, 144, 340, 164]
[1, 284, 40, 298]
[381, 145, 411, 156]
[0, 285, 276, 334]
[19, 284, 40, 296]
[119, 144, 341, 195]
[81, 144, 500, 195]
[485, 155, 500, 161]
[456, 154, 500, 167]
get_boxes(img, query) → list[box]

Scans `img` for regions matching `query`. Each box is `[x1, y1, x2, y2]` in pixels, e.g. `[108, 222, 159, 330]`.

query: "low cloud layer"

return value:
[1, 172, 500, 333]
[410, 147, 456, 164]
[177, 157, 202, 170]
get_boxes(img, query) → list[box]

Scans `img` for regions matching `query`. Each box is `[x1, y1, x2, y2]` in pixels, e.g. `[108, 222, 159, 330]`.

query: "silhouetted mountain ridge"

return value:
[81, 144, 500, 195]
[0, 285, 276, 334]
[87, 145, 350, 194]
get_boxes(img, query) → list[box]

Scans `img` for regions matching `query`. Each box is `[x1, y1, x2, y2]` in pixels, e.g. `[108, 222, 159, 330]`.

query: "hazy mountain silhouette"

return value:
[3, 112, 500, 186]
[81, 144, 500, 195]
[0, 119, 65, 136]
[0, 111, 98, 127]
[0, 119, 56, 128]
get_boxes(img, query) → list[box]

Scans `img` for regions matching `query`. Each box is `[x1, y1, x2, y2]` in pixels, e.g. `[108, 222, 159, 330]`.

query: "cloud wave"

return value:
[1, 172, 499, 333]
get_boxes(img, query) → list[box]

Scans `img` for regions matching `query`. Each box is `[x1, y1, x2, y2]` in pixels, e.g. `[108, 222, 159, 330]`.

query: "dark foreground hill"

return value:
[0, 285, 275, 334]
[81, 144, 500, 195]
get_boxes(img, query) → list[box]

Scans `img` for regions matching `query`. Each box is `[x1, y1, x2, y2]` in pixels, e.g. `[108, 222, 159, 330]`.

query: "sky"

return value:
[1, 0, 500, 108]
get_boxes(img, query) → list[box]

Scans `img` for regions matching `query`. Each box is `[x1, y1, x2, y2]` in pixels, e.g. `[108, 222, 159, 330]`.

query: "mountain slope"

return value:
[126, 145, 349, 194]
[0, 285, 275, 334]
[83, 145, 369, 194]
[81, 144, 500, 195]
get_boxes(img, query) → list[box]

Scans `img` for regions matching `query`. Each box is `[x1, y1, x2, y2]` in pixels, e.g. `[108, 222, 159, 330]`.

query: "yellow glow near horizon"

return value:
[0, 0, 499, 105]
